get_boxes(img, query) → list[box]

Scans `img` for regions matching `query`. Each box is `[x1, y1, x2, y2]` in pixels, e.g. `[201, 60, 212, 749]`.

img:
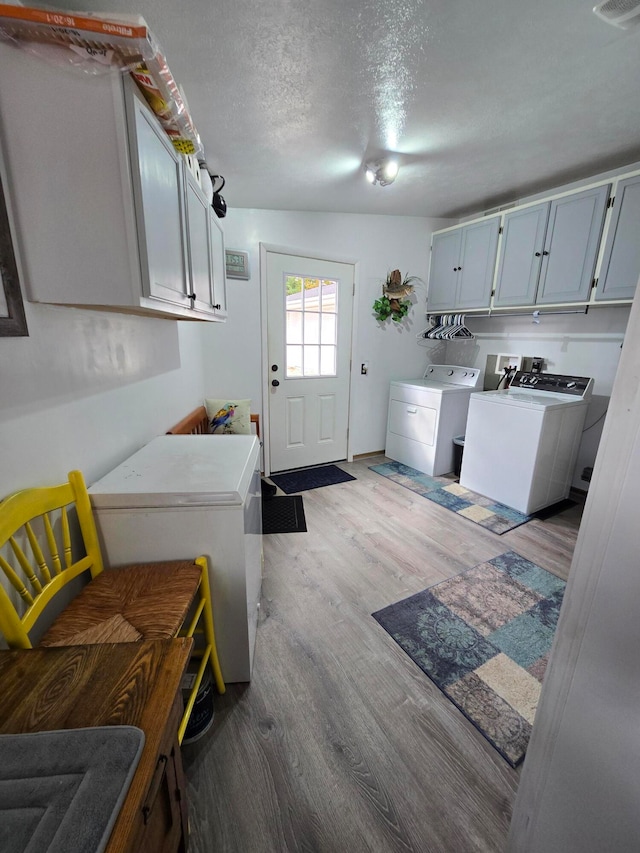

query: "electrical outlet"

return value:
[361, 362, 368, 375]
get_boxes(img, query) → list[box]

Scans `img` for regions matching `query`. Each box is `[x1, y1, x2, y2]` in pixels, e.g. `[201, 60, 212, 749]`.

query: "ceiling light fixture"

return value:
[364, 158, 399, 186]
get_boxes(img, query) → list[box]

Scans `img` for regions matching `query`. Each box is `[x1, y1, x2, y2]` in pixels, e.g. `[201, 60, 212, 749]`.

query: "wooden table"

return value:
[0, 639, 192, 853]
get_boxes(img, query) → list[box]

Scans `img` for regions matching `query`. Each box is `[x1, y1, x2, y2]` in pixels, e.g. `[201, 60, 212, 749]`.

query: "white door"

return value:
[266, 250, 355, 472]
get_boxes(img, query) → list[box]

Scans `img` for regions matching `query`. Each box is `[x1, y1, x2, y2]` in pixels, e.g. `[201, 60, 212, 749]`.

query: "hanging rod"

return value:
[428, 307, 589, 321]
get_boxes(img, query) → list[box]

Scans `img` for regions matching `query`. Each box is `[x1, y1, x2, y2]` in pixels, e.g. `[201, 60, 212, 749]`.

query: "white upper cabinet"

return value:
[430, 174, 629, 313]
[428, 217, 500, 312]
[428, 230, 462, 312]
[209, 211, 228, 320]
[0, 41, 225, 322]
[184, 171, 215, 313]
[494, 203, 549, 306]
[457, 218, 500, 309]
[182, 170, 228, 319]
[495, 185, 610, 307]
[536, 184, 610, 304]
[130, 95, 191, 310]
[595, 175, 640, 302]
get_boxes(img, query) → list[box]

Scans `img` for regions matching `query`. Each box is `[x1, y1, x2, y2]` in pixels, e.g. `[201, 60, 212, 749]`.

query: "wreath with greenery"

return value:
[372, 294, 410, 322]
[372, 270, 421, 323]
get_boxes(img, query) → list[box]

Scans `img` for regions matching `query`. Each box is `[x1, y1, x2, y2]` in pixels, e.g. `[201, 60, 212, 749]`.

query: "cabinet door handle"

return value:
[213, 303, 221, 310]
[188, 293, 196, 300]
[543, 251, 549, 256]
[535, 252, 541, 257]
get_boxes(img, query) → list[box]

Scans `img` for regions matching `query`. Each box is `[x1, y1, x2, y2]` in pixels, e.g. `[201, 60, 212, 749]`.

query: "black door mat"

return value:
[269, 464, 356, 494]
[262, 495, 307, 533]
[261, 478, 278, 498]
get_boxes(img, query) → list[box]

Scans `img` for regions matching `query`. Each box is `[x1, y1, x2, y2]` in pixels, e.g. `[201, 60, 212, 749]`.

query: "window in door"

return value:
[285, 276, 338, 378]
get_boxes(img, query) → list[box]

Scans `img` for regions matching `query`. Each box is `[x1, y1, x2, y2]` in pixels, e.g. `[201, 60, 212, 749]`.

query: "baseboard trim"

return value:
[353, 450, 385, 460]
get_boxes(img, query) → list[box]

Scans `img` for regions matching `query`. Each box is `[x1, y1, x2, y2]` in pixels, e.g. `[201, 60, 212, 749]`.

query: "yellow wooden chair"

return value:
[0, 469, 225, 743]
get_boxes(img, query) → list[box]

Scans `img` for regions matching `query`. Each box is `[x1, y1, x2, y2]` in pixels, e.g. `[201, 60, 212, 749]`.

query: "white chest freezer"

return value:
[88, 434, 262, 682]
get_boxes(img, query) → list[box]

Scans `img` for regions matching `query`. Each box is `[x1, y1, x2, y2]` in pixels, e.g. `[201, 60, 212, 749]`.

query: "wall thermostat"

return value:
[225, 249, 250, 280]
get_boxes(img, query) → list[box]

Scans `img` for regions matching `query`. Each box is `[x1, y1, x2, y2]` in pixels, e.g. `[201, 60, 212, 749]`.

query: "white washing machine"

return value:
[460, 371, 594, 514]
[385, 364, 483, 476]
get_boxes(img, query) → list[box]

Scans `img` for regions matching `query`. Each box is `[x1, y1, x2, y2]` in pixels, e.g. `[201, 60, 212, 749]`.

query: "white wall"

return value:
[0, 299, 207, 493]
[445, 307, 628, 487]
[0, 203, 452, 500]
[2, 162, 631, 502]
[201, 209, 451, 457]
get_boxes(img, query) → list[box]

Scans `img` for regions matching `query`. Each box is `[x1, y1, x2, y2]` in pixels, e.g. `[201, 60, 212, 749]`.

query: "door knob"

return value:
[271, 364, 278, 371]
[272, 379, 280, 387]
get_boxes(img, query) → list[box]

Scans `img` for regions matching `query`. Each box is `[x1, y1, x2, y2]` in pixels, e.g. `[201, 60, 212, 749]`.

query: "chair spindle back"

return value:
[0, 470, 104, 648]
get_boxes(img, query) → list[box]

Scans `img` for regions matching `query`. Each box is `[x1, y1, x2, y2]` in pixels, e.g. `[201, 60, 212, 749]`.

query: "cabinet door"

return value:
[209, 212, 228, 319]
[132, 99, 190, 308]
[185, 175, 215, 313]
[428, 230, 462, 312]
[456, 217, 500, 309]
[133, 697, 188, 853]
[537, 184, 610, 304]
[494, 202, 549, 306]
[595, 175, 640, 302]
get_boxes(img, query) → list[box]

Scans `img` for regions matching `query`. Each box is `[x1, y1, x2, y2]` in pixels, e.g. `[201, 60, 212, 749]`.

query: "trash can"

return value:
[453, 436, 465, 478]
[182, 666, 214, 744]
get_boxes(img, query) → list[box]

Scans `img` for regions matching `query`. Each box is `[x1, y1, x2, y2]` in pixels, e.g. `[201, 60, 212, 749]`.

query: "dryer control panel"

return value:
[511, 372, 594, 399]
[422, 364, 483, 388]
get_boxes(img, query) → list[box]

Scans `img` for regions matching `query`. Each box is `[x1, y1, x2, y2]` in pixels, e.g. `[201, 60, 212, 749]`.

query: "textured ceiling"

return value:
[64, 0, 640, 217]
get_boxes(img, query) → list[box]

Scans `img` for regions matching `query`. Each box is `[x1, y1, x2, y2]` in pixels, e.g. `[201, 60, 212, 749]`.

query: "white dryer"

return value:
[460, 371, 594, 514]
[385, 365, 483, 476]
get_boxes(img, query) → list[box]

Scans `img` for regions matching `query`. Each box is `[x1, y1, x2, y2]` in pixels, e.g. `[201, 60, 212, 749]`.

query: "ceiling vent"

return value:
[593, 0, 640, 29]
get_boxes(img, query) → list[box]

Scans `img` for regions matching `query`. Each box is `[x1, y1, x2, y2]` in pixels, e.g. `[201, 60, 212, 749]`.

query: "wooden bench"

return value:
[0, 640, 192, 853]
[167, 405, 260, 438]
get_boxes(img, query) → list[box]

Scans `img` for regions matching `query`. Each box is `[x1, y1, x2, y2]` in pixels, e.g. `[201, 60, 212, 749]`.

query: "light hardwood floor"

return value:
[183, 455, 582, 853]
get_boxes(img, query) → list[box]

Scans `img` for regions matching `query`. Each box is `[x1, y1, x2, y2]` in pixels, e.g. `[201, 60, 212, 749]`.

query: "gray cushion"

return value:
[0, 726, 144, 853]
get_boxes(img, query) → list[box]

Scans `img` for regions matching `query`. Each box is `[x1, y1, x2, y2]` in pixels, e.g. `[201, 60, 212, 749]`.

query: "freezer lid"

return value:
[88, 435, 260, 509]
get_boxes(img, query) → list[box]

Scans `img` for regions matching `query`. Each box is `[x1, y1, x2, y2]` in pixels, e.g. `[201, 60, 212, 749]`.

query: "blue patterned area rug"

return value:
[372, 551, 566, 767]
[369, 461, 531, 534]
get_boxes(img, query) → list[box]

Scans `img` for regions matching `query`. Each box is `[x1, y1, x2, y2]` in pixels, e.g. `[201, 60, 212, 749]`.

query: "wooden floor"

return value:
[183, 455, 583, 853]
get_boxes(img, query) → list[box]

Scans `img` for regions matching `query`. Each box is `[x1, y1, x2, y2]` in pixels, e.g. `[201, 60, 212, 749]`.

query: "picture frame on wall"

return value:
[225, 249, 250, 280]
[0, 164, 28, 337]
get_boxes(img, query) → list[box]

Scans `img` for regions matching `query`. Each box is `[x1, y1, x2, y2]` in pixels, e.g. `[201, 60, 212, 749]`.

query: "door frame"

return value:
[259, 242, 360, 476]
